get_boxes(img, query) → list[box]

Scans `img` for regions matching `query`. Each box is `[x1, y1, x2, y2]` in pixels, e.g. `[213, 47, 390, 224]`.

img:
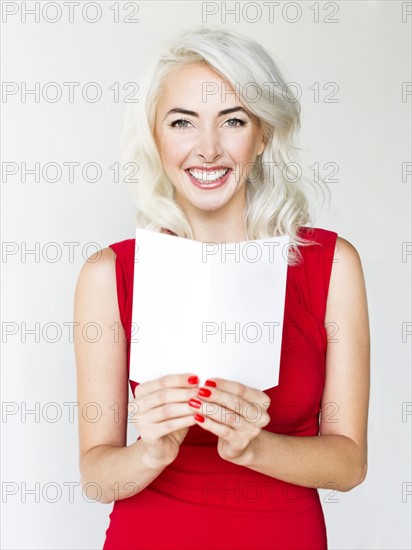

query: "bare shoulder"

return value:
[74, 247, 118, 305]
[325, 233, 369, 328]
[328, 236, 367, 302]
[334, 236, 362, 262]
[76, 246, 117, 283]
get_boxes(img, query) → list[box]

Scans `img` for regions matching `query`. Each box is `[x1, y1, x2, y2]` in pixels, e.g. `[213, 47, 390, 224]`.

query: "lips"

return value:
[185, 167, 230, 184]
[185, 167, 232, 190]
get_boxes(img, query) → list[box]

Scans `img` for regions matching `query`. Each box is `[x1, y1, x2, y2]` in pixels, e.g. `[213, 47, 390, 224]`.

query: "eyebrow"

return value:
[163, 106, 251, 121]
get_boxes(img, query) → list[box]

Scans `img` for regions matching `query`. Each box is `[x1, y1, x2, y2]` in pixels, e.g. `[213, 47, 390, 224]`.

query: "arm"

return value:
[235, 237, 371, 492]
[73, 247, 170, 505]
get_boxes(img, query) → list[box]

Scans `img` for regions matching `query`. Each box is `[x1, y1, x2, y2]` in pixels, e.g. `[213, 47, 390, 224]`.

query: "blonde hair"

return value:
[120, 25, 330, 265]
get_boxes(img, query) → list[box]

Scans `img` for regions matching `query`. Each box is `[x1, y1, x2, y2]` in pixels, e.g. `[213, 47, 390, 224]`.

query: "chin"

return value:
[191, 200, 228, 212]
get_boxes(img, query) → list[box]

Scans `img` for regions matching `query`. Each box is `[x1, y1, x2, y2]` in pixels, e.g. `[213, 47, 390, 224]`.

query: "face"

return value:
[153, 62, 265, 217]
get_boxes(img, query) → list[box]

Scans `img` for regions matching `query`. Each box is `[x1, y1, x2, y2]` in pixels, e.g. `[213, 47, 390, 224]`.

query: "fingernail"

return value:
[187, 375, 199, 385]
[194, 413, 205, 423]
[205, 380, 217, 387]
[198, 387, 211, 398]
[188, 398, 202, 409]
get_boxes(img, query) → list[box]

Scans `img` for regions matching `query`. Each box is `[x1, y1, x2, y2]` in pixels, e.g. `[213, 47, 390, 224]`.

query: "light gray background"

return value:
[1, 1, 411, 549]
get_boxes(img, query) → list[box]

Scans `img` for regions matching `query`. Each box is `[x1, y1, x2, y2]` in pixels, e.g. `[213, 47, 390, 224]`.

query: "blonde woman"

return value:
[74, 26, 370, 550]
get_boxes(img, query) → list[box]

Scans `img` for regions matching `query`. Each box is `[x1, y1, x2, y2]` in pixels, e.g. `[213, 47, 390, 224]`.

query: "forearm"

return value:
[237, 430, 366, 493]
[80, 440, 170, 504]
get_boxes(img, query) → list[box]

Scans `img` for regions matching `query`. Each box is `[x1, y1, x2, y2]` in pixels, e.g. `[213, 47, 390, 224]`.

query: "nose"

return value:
[194, 127, 223, 163]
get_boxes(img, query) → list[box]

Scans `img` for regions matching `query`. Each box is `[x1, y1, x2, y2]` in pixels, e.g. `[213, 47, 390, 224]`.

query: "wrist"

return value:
[138, 440, 174, 471]
[229, 430, 265, 468]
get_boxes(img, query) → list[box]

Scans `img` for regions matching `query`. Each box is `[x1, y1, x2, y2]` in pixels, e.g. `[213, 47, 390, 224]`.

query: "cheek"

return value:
[225, 134, 261, 162]
[159, 135, 190, 169]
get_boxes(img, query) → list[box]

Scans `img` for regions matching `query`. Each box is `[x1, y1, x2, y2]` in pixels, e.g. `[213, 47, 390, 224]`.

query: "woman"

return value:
[74, 26, 370, 550]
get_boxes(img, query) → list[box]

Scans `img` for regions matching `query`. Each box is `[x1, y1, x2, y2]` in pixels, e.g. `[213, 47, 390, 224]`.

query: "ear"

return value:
[257, 135, 266, 156]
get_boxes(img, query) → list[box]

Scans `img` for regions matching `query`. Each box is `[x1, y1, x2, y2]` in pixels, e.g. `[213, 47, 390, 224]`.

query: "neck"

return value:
[175, 187, 248, 243]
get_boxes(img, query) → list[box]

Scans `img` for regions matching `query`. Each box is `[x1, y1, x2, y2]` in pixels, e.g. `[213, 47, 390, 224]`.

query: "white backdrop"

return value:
[1, 1, 411, 549]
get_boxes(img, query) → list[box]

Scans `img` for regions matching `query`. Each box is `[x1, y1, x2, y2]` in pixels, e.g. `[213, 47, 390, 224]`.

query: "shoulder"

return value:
[75, 246, 117, 298]
[79, 246, 116, 274]
[298, 226, 360, 258]
[106, 238, 136, 264]
[334, 236, 362, 263]
[297, 225, 338, 245]
[297, 227, 365, 289]
[328, 235, 367, 306]
[301, 225, 365, 279]
[295, 226, 339, 266]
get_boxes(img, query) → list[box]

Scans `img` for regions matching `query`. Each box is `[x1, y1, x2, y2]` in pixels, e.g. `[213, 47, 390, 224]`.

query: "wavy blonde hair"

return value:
[120, 25, 330, 265]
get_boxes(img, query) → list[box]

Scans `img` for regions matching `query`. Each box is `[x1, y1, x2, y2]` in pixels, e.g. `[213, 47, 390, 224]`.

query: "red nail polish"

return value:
[194, 413, 205, 423]
[205, 380, 217, 387]
[198, 387, 211, 398]
[188, 398, 202, 409]
[187, 375, 199, 385]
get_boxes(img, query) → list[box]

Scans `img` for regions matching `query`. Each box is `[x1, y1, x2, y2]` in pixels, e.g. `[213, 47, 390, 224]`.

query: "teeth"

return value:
[188, 168, 229, 183]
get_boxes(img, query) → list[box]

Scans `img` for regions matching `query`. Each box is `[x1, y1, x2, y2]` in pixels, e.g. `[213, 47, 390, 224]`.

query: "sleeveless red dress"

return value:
[103, 226, 338, 550]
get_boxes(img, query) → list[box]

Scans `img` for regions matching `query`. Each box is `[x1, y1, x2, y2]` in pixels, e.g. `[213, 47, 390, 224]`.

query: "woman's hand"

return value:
[188, 378, 271, 464]
[128, 373, 201, 468]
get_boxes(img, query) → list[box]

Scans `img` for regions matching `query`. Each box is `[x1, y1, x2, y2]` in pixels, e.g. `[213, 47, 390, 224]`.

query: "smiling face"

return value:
[153, 62, 265, 227]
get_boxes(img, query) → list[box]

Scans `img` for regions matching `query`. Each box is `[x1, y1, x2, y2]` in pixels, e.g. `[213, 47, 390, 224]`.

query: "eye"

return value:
[169, 118, 192, 129]
[225, 117, 247, 128]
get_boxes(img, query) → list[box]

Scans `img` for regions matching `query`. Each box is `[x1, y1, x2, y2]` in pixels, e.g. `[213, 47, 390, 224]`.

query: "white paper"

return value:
[129, 228, 290, 391]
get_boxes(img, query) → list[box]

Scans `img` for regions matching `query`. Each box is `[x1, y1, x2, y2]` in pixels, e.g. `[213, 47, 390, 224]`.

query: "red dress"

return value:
[103, 226, 338, 550]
